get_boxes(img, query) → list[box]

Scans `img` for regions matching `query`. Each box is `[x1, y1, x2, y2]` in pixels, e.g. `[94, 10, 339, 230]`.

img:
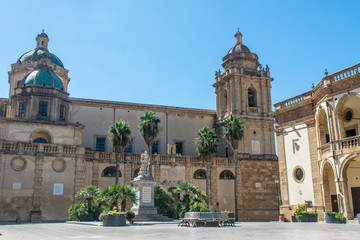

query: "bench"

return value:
[178, 212, 235, 227]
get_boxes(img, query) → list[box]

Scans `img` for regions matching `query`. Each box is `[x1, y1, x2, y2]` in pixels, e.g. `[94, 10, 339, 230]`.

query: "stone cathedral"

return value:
[0, 30, 278, 222]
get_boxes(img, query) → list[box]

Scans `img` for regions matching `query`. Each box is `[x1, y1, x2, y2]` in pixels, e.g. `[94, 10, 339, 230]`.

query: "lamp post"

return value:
[274, 180, 280, 219]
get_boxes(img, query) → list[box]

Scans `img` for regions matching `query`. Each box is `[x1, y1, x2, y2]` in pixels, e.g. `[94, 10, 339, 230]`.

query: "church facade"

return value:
[274, 64, 360, 221]
[0, 30, 278, 222]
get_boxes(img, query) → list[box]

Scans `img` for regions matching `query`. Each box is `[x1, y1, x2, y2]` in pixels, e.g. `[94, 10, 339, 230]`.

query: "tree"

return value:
[195, 126, 218, 206]
[138, 111, 160, 177]
[223, 114, 244, 221]
[75, 185, 100, 213]
[99, 184, 138, 212]
[154, 184, 176, 218]
[173, 182, 207, 217]
[109, 120, 132, 184]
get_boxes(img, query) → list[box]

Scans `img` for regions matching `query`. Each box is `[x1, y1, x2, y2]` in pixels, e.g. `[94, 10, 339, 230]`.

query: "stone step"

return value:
[133, 214, 173, 222]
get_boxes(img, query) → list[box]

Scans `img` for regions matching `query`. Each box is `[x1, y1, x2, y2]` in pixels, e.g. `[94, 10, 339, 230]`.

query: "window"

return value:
[220, 170, 235, 180]
[124, 144, 132, 153]
[225, 147, 229, 157]
[248, 88, 256, 107]
[175, 142, 183, 156]
[18, 103, 25, 117]
[38, 102, 47, 116]
[33, 138, 47, 143]
[193, 169, 206, 179]
[59, 105, 66, 121]
[346, 129, 356, 138]
[325, 134, 330, 143]
[293, 166, 305, 183]
[101, 166, 121, 177]
[152, 141, 159, 154]
[344, 110, 353, 122]
[17, 80, 22, 88]
[96, 137, 105, 151]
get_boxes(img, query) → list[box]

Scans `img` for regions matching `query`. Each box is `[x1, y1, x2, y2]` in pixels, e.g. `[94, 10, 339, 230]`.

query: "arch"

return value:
[33, 138, 47, 143]
[316, 106, 330, 146]
[193, 169, 206, 179]
[335, 93, 360, 139]
[30, 129, 53, 143]
[133, 167, 140, 178]
[322, 161, 338, 212]
[248, 87, 257, 107]
[101, 166, 122, 177]
[219, 170, 235, 179]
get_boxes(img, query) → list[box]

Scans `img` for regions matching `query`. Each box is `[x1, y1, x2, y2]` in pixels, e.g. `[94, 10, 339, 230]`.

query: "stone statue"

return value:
[140, 151, 150, 176]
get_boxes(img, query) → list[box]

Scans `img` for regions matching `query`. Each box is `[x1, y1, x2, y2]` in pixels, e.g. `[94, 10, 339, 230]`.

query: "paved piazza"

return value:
[0, 222, 359, 240]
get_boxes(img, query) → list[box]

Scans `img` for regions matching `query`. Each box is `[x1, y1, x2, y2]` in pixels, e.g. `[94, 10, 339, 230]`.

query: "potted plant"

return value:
[292, 203, 318, 222]
[224, 210, 235, 219]
[126, 210, 135, 224]
[335, 212, 346, 224]
[103, 206, 126, 226]
[325, 210, 337, 223]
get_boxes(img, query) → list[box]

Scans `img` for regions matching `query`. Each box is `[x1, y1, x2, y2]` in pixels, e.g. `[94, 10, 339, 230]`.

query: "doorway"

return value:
[331, 195, 339, 212]
[351, 187, 360, 216]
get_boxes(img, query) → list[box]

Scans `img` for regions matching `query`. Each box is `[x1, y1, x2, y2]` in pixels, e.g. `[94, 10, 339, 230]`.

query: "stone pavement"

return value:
[0, 221, 359, 240]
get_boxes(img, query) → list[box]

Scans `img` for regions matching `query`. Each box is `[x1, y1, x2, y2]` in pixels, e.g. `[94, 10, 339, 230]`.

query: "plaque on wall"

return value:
[53, 183, 64, 195]
[12, 182, 22, 189]
[251, 140, 260, 154]
[141, 186, 152, 203]
[255, 182, 261, 188]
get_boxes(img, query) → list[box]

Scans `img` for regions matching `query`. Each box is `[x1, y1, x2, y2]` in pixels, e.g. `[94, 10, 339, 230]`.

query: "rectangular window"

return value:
[175, 142, 183, 156]
[124, 144, 132, 153]
[17, 80, 22, 88]
[38, 102, 47, 116]
[346, 129, 356, 138]
[152, 141, 159, 154]
[96, 137, 105, 151]
[59, 105, 66, 121]
[325, 134, 330, 143]
[18, 103, 25, 117]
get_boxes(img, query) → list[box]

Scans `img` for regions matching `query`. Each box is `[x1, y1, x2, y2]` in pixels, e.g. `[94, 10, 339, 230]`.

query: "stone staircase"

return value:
[133, 214, 173, 222]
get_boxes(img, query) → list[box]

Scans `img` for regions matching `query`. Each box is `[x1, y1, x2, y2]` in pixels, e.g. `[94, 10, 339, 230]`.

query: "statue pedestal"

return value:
[131, 174, 172, 221]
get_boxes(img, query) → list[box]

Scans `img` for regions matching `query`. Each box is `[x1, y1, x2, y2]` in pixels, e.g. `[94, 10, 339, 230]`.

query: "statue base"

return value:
[131, 174, 172, 221]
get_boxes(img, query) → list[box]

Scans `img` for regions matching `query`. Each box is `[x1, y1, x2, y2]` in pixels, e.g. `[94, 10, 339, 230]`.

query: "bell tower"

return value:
[214, 31, 276, 158]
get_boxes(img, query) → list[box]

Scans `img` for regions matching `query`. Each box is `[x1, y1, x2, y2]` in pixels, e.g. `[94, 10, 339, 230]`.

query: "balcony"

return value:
[319, 135, 360, 159]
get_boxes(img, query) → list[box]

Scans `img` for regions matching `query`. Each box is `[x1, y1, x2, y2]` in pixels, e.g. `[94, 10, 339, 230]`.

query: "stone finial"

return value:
[42, 29, 44, 33]
[266, 64, 270, 72]
[235, 29, 243, 45]
[259, 64, 263, 71]
[324, 68, 328, 76]
[312, 83, 315, 88]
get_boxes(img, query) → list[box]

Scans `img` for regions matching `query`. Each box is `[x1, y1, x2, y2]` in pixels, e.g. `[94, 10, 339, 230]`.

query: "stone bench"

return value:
[178, 212, 235, 227]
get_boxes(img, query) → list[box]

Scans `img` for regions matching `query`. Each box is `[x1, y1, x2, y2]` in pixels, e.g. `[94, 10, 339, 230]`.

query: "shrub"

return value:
[126, 210, 135, 222]
[293, 203, 307, 217]
[335, 212, 346, 223]
[189, 202, 209, 212]
[68, 202, 89, 221]
[211, 209, 220, 212]
[154, 184, 176, 218]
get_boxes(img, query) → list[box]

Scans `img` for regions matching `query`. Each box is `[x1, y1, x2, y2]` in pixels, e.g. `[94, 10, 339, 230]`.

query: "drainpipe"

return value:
[326, 101, 343, 213]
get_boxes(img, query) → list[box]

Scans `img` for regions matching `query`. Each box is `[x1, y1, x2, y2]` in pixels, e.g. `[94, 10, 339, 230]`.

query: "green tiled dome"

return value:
[22, 69, 64, 90]
[17, 49, 64, 67]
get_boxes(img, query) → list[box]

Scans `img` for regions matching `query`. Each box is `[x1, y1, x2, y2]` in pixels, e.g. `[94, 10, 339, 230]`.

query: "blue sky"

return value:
[0, 0, 359, 110]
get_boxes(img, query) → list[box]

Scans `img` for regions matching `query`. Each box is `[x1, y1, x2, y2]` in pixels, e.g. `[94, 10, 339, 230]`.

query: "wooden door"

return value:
[331, 195, 338, 212]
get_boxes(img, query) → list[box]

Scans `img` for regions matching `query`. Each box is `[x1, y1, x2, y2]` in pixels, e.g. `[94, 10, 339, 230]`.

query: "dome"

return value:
[22, 69, 64, 90]
[228, 44, 250, 54]
[17, 49, 64, 67]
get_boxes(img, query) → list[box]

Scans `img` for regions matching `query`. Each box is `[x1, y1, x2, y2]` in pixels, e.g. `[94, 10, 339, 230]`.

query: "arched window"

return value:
[33, 138, 48, 143]
[248, 88, 256, 107]
[133, 168, 140, 178]
[193, 169, 206, 179]
[219, 170, 235, 180]
[101, 166, 122, 177]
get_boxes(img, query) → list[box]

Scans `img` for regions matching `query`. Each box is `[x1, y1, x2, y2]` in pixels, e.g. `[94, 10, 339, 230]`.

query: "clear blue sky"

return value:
[1, 0, 359, 110]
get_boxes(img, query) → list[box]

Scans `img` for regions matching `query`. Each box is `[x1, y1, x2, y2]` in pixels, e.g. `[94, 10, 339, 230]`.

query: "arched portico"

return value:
[321, 160, 338, 212]
[339, 154, 360, 219]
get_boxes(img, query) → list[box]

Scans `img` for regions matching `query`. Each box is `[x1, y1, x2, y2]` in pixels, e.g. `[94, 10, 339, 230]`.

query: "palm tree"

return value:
[118, 184, 138, 212]
[223, 114, 244, 221]
[194, 126, 218, 207]
[173, 182, 207, 216]
[109, 120, 132, 184]
[75, 185, 100, 213]
[138, 111, 160, 177]
[99, 184, 138, 212]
